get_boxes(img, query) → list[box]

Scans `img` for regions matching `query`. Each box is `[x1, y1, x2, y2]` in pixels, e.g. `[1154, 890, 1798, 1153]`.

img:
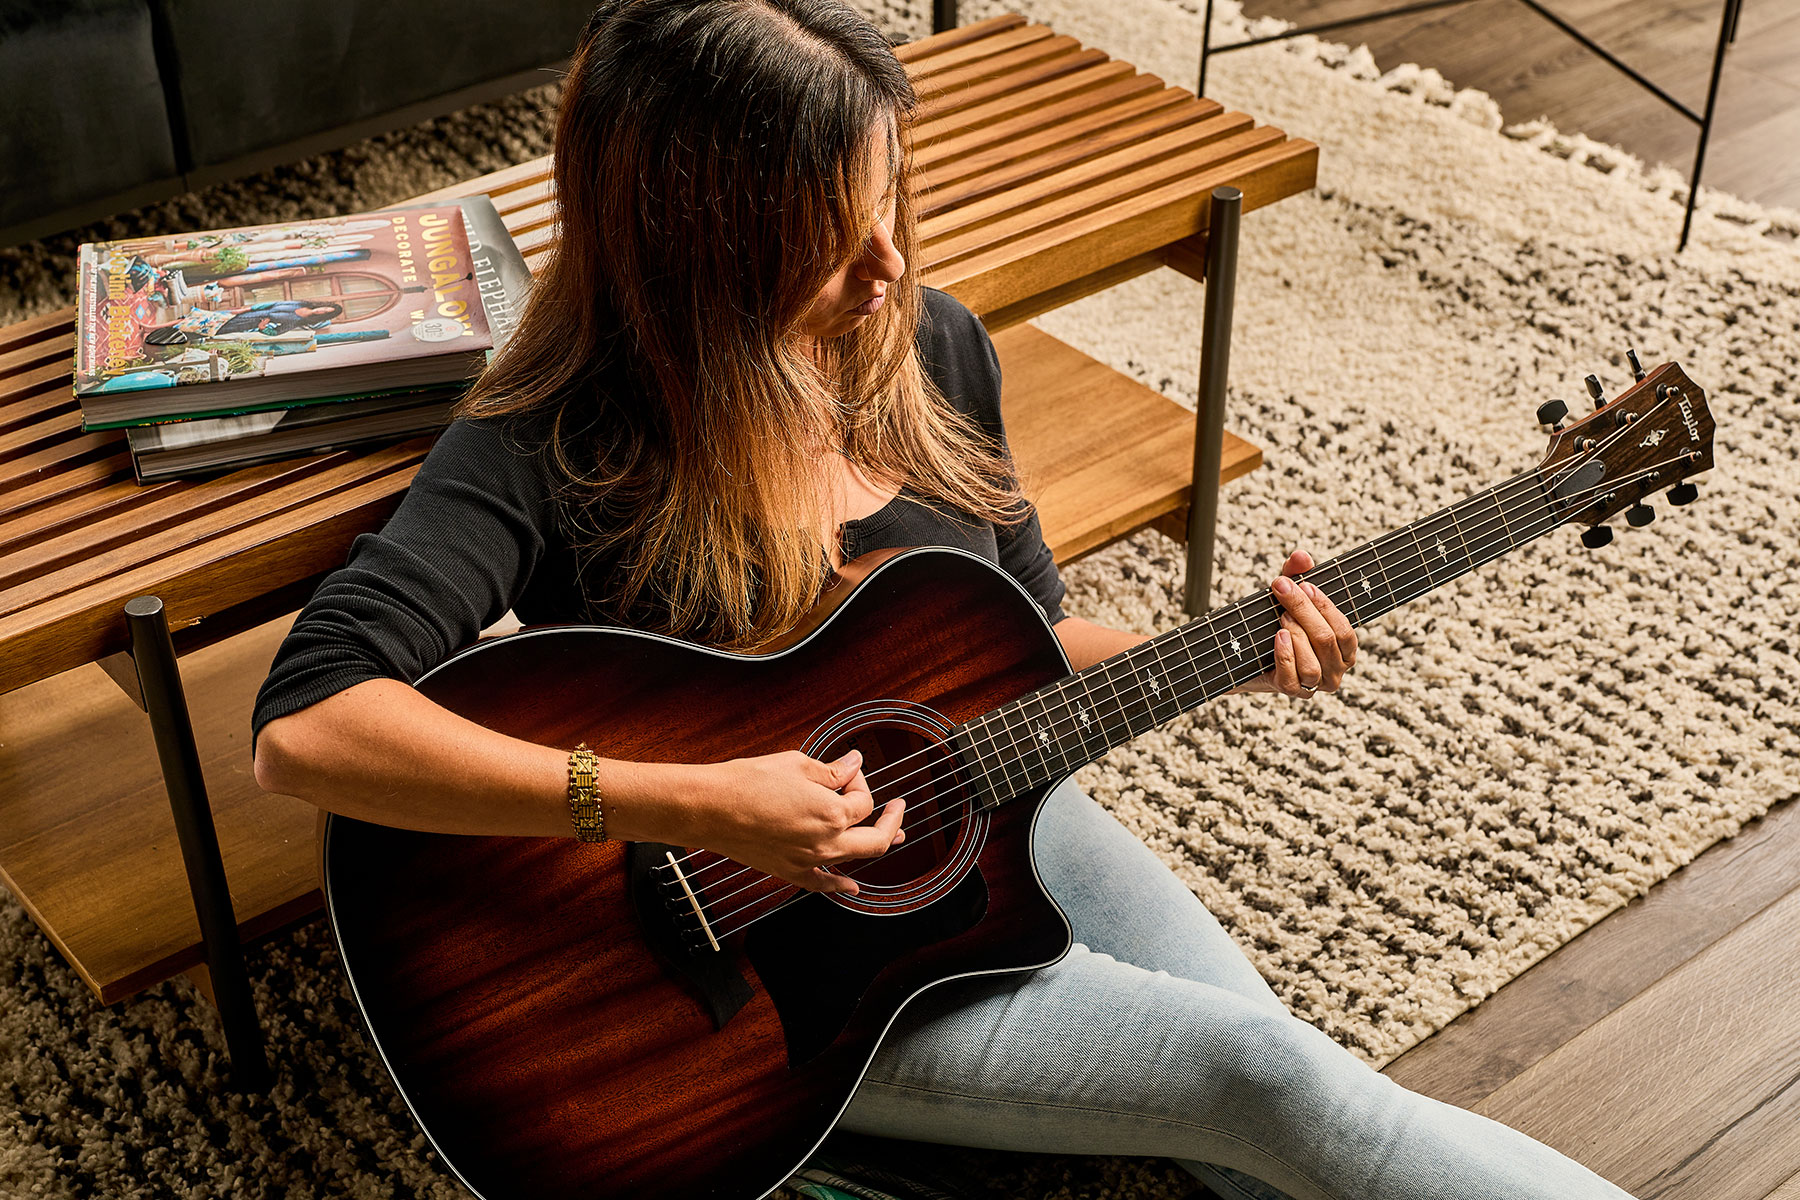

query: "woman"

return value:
[252, 2, 1635, 1198]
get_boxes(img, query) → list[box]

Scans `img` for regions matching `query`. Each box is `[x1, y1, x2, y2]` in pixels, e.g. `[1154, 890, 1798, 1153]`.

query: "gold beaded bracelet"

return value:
[567, 743, 606, 843]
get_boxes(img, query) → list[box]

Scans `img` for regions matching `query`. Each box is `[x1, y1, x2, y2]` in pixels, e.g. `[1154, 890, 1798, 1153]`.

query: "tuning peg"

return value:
[1626, 349, 1646, 381]
[1626, 503, 1655, 527]
[1537, 399, 1568, 430]
[1585, 374, 1606, 409]
[1581, 525, 1614, 549]
[1668, 482, 1698, 506]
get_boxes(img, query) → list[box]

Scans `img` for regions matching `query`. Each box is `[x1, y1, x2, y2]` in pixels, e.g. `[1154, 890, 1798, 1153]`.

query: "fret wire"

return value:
[1094, 648, 1137, 750]
[972, 713, 1013, 807]
[1134, 638, 1168, 727]
[1488, 476, 1520, 546]
[1467, 487, 1517, 563]
[1070, 660, 1107, 762]
[1339, 543, 1380, 624]
[1418, 518, 1447, 586]
[1231, 598, 1263, 687]
[968, 711, 1005, 804]
[1022, 683, 1058, 788]
[992, 705, 1032, 799]
[949, 725, 994, 809]
[1443, 498, 1475, 570]
[1170, 621, 1214, 708]
[1201, 610, 1237, 696]
[1306, 558, 1354, 625]
[1040, 682, 1081, 780]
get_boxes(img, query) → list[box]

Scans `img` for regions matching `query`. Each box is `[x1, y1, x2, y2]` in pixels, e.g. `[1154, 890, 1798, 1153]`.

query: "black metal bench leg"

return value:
[125, 595, 272, 1090]
[932, 0, 957, 34]
[1184, 186, 1242, 616]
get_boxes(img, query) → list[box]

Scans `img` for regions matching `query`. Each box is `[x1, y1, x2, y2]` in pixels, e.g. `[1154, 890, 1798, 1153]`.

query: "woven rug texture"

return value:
[3, 1, 1799, 1196]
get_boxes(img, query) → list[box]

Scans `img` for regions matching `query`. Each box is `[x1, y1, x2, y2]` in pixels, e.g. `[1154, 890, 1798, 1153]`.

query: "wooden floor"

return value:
[1226, 7, 1800, 1195]
[1243, 0, 1800, 213]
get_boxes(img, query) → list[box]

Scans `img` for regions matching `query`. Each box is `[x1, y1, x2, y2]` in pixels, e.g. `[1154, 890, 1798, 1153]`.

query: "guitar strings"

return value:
[663, 470, 1550, 892]
[658, 403, 1689, 896]
[682, 463, 1700, 944]
[674, 474, 1547, 920]
[674, 430, 1689, 913]
[684, 447, 1701, 940]
[676, 447, 1699, 935]
[680, 440, 1684, 921]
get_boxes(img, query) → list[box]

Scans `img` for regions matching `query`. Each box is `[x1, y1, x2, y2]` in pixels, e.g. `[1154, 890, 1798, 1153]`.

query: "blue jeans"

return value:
[839, 780, 1637, 1200]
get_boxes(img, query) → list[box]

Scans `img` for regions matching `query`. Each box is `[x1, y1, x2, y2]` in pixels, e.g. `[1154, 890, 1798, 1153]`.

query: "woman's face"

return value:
[796, 134, 906, 342]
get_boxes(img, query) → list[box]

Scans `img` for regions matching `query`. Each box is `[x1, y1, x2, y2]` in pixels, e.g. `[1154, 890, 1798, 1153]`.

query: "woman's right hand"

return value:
[697, 749, 906, 895]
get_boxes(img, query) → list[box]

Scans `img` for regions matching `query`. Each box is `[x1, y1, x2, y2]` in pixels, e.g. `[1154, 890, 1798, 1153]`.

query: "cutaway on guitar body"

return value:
[323, 548, 1078, 1200]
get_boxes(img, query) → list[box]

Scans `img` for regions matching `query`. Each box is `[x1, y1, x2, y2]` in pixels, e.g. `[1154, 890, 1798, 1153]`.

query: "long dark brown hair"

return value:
[461, 0, 1023, 648]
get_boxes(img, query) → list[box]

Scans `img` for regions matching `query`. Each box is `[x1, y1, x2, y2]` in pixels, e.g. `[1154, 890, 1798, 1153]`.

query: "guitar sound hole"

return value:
[823, 723, 969, 891]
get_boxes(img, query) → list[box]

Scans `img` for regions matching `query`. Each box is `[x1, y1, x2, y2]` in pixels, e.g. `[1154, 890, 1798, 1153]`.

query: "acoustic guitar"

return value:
[324, 361, 1715, 1199]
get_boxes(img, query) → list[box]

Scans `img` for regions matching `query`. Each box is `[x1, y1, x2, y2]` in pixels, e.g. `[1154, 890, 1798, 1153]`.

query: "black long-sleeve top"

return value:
[251, 287, 1067, 738]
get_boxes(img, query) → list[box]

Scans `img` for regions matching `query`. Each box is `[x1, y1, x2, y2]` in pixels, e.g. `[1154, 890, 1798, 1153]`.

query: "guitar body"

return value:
[324, 548, 1075, 1200]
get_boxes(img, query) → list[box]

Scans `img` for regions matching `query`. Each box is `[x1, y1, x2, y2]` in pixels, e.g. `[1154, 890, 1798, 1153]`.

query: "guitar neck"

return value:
[948, 469, 1561, 807]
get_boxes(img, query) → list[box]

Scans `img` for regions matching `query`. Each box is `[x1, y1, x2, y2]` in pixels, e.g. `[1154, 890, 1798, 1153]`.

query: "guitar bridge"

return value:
[625, 842, 752, 1029]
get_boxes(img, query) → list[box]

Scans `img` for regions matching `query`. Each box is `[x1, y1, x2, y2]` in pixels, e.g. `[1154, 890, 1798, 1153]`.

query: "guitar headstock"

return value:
[1534, 360, 1714, 544]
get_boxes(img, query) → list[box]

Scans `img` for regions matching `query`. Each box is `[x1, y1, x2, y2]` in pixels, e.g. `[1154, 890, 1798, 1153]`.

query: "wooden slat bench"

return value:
[0, 12, 1313, 1061]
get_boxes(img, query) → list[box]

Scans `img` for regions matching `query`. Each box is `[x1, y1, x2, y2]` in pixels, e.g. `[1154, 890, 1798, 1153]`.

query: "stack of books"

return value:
[73, 196, 531, 482]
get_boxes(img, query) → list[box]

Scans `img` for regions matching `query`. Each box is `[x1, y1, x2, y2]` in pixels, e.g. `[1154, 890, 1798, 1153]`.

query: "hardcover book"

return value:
[74, 200, 514, 429]
[125, 389, 464, 483]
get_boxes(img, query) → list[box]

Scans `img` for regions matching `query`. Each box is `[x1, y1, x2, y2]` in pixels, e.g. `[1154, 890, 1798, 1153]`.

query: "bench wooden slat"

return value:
[925, 127, 1295, 264]
[915, 80, 1193, 179]
[912, 35, 1084, 102]
[0, 429, 126, 495]
[0, 405, 85, 461]
[919, 105, 1247, 220]
[0, 457, 131, 518]
[904, 23, 1056, 80]
[0, 440, 425, 621]
[0, 332, 75, 386]
[0, 309, 75, 358]
[923, 124, 1289, 257]
[891, 13, 1027, 64]
[0, 363, 78, 430]
[914, 60, 1138, 147]
[0, 446, 425, 695]
[0, 384, 79, 444]
[933, 138, 1316, 317]
[917, 47, 1110, 124]
[0, 454, 358, 591]
[0, 476, 176, 554]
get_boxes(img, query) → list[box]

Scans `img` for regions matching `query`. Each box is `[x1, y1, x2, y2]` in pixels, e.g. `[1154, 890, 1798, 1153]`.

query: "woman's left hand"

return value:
[1237, 550, 1357, 699]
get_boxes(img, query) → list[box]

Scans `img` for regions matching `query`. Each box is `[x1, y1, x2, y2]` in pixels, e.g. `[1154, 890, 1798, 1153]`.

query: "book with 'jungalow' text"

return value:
[74, 202, 498, 429]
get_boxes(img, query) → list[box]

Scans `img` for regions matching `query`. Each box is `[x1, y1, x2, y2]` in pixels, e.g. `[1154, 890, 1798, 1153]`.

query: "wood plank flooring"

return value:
[1377, 791, 1800, 1199]
[1241, 0, 1800, 213]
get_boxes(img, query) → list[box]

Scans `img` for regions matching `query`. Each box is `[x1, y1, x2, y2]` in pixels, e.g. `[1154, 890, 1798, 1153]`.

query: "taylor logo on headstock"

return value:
[1535, 352, 1715, 546]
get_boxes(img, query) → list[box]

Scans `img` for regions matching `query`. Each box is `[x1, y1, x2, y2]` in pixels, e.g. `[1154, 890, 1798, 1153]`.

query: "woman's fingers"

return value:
[1305, 581, 1357, 671]
[1272, 574, 1343, 689]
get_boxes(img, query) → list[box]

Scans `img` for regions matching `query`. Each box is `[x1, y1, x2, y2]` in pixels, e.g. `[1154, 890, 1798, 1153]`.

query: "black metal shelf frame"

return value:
[1195, 0, 1746, 251]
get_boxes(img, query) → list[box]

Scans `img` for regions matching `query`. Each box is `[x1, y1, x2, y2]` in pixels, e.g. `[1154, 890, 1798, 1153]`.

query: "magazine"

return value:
[74, 201, 511, 428]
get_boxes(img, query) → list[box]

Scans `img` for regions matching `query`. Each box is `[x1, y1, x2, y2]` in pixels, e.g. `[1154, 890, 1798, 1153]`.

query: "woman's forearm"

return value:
[252, 678, 710, 843]
[1054, 615, 1150, 671]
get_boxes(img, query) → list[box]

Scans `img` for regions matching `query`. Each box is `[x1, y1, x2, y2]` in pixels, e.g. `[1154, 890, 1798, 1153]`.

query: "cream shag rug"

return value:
[4, 1, 1799, 1196]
